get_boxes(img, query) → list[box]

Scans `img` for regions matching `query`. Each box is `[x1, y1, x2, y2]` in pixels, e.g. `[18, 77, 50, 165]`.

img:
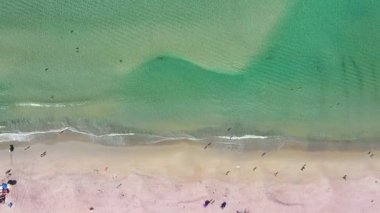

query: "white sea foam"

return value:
[149, 136, 203, 144]
[0, 127, 207, 144]
[15, 102, 85, 108]
[0, 127, 267, 144]
[104, 133, 135, 137]
[0, 128, 67, 142]
[58, 128, 137, 139]
[0, 127, 136, 143]
[0, 132, 37, 142]
[218, 135, 268, 140]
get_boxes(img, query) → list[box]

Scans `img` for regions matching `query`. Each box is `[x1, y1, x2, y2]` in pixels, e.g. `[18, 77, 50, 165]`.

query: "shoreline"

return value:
[0, 139, 379, 212]
[1, 127, 380, 152]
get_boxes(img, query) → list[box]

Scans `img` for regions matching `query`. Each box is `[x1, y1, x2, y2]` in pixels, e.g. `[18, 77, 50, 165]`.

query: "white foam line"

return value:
[16, 103, 67, 107]
[0, 128, 67, 142]
[218, 134, 268, 140]
[101, 133, 135, 137]
[60, 127, 136, 138]
[1, 128, 266, 144]
[15, 102, 85, 108]
[150, 136, 203, 144]
[0, 127, 136, 142]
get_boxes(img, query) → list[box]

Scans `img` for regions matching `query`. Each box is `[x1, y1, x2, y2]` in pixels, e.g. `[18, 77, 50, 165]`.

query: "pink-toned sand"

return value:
[0, 140, 379, 213]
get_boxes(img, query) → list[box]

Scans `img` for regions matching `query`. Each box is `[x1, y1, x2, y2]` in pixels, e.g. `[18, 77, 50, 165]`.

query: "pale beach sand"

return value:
[0, 1, 378, 213]
[0, 139, 379, 213]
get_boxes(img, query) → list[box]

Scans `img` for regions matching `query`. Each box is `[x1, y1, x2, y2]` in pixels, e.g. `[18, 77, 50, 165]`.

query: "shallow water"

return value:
[0, 0, 379, 143]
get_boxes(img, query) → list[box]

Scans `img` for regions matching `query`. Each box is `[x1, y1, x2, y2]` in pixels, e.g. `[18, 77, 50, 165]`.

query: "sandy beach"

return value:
[0, 0, 378, 212]
[0, 139, 378, 213]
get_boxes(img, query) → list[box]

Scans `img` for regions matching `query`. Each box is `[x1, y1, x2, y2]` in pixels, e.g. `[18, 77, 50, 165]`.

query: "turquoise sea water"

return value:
[0, 0, 379, 144]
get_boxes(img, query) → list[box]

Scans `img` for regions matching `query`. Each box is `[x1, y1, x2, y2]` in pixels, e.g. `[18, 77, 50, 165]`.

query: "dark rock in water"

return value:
[89, 207, 94, 211]
[9, 145, 14, 152]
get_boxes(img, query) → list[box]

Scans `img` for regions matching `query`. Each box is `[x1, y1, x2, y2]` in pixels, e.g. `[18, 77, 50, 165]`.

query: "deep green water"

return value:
[0, 0, 379, 142]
